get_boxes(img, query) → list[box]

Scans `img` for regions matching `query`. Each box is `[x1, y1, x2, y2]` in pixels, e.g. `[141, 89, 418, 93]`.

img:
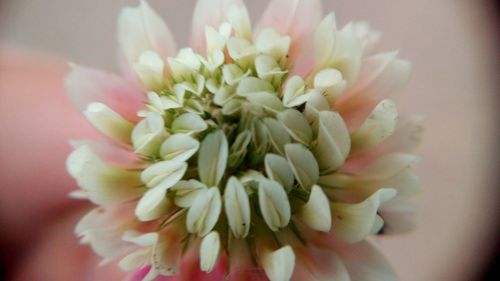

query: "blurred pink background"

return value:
[0, 0, 498, 280]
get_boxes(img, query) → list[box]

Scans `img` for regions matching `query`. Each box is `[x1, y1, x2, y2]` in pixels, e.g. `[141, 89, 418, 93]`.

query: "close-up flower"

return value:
[64, 0, 423, 280]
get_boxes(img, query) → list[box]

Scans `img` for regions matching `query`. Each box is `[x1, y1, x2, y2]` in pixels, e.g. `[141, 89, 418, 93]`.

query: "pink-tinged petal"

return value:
[75, 203, 137, 260]
[65, 64, 144, 122]
[257, 0, 322, 72]
[334, 240, 399, 281]
[69, 139, 146, 169]
[334, 52, 412, 131]
[118, 1, 176, 67]
[190, 0, 245, 53]
[177, 239, 228, 281]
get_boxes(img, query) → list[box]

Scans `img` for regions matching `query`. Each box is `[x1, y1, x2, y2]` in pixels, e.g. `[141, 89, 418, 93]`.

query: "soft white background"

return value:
[0, 0, 498, 280]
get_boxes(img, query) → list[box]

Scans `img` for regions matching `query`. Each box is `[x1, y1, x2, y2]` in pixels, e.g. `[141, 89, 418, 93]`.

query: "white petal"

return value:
[160, 134, 200, 162]
[298, 185, 332, 232]
[186, 187, 222, 236]
[171, 112, 208, 134]
[258, 179, 291, 231]
[246, 92, 285, 114]
[200, 231, 221, 272]
[313, 68, 346, 103]
[285, 143, 319, 190]
[312, 111, 351, 172]
[351, 99, 398, 153]
[131, 112, 166, 157]
[76, 205, 136, 259]
[133, 50, 165, 90]
[277, 109, 313, 145]
[255, 54, 287, 81]
[119, 248, 150, 271]
[118, 1, 176, 67]
[190, 0, 245, 52]
[198, 130, 229, 186]
[135, 186, 175, 221]
[83, 102, 133, 144]
[313, 13, 337, 71]
[257, 0, 322, 60]
[223, 64, 250, 85]
[66, 146, 144, 205]
[262, 118, 291, 155]
[283, 76, 309, 108]
[255, 28, 291, 61]
[262, 246, 295, 281]
[303, 90, 330, 123]
[140, 160, 187, 190]
[227, 37, 257, 64]
[228, 130, 252, 168]
[227, 3, 252, 39]
[236, 77, 274, 97]
[224, 177, 251, 238]
[171, 180, 208, 208]
[331, 188, 397, 243]
[350, 153, 419, 180]
[347, 51, 411, 100]
[264, 154, 294, 192]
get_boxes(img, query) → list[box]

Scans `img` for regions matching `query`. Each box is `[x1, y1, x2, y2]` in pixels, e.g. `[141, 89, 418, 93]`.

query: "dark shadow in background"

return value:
[479, 0, 500, 279]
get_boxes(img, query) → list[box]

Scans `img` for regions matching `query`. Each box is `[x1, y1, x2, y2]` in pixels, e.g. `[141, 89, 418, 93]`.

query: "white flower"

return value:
[66, 1, 421, 280]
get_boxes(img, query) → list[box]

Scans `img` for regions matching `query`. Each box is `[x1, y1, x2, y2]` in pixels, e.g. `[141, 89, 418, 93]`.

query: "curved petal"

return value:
[331, 188, 397, 243]
[334, 52, 411, 131]
[66, 145, 145, 205]
[190, 0, 246, 52]
[118, 1, 176, 69]
[335, 240, 399, 281]
[75, 204, 137, 260]
[65, 64, 143, 122]
[257, 0, 322, 68]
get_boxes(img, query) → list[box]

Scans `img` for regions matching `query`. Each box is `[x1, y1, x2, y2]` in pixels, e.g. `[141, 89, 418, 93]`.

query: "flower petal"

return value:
[262, 245, 295, 281]
[118, 1, 176, 69]
[190, 0, 246, 52]
[76, 204, 136, 260]
[83, 102, 134, 144]
[135, 186, 175, 221]
[186, 187, 222, 236]
[264, 154, 294, 192]
[258, 178, 291, 231]
[66, 145, 144, 205]
[200, 231, 221, 272]
[297, 185, 332, 232]
[198, 130, 229, 186]
[224, 177, 251, 238]
[331, 188, 397, 243]
[285, 143, 319, 190]
[312, 111, 351, 172]
[334, 51, 411, 130]
[351, 99, 398, 153]
[277, 109, 313, 145]
[257, 0, 322, 62]
[160, 134, 200, 162]
[140, 160, 188, 190]
[65, 64, 143, 121]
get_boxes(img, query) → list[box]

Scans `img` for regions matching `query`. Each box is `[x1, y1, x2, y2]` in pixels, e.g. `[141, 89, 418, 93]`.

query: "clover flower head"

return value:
[66, 0, 422, 280]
